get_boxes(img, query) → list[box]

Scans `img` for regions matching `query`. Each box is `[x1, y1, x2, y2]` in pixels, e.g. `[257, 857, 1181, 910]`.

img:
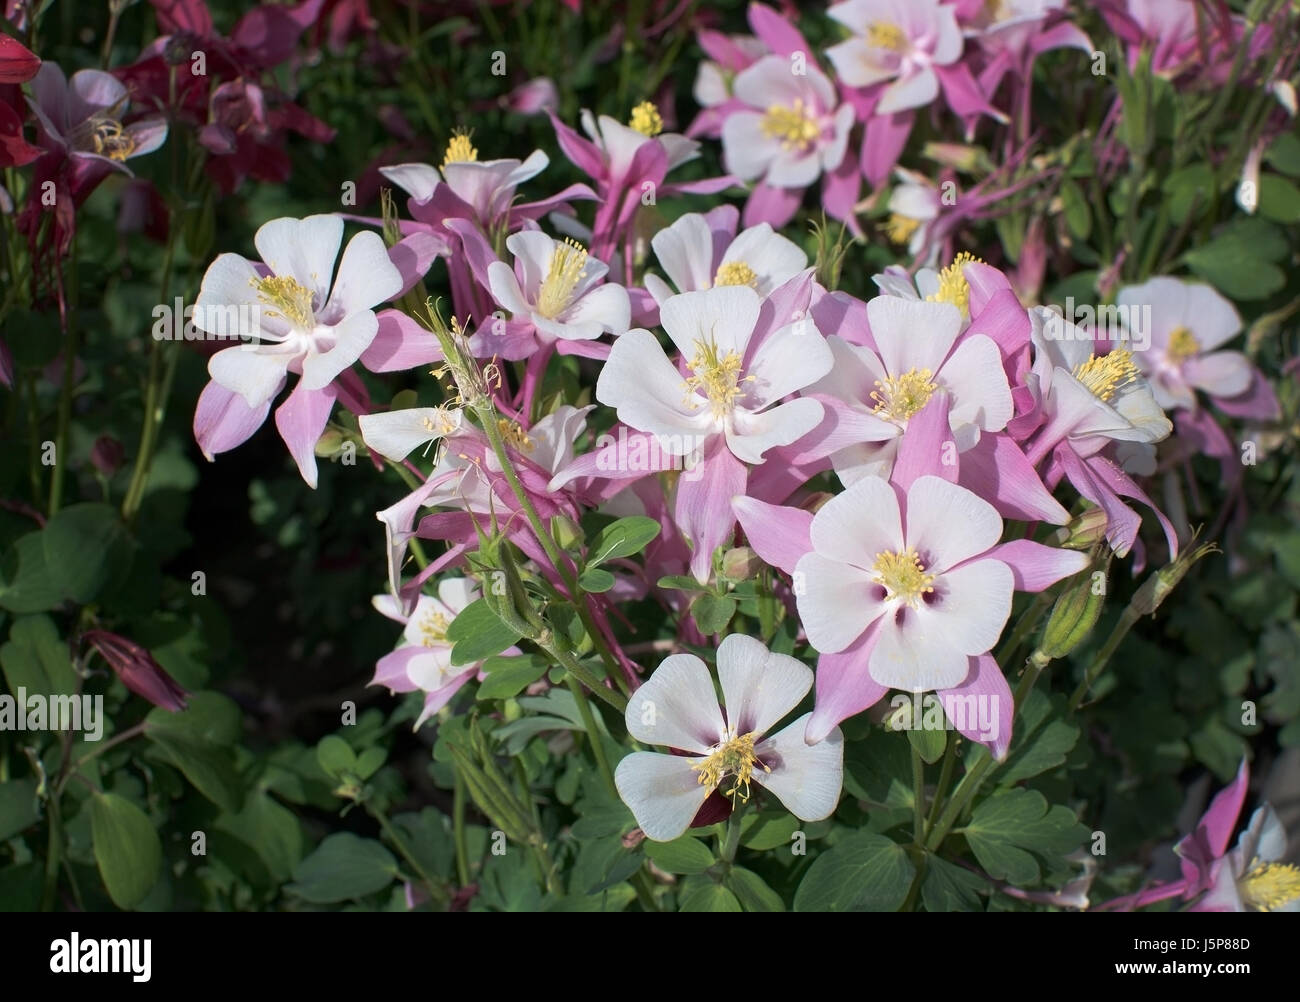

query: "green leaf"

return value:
[1257, 174, 1300, 224]
[144, 691, 241, 746]
[726, 867, 785, 912]
[214, 792, 304, 885]
[287, 833, 399, 903]
[1161, 164, 1214, 225]
[1183, 218, 1288, 300]
[42, 503, 133, 605]
[679, 882, 742, 912]
[316, 735, 356, 777]
[1264, 131, 1300, 177]
[997, 711, 1080, 785]
[644, 834, 716, 874]
[577, 567, 616, 593]
[908, 724, 947, 764]
[0, 614, 78, 699]
[0, 778, 39, 842]
[1060, 179, 1091, 238]
[146, 733, 243, 813]
[793, 832, 915, 912]
[656, 575, 707, 592]
[962, 789, 1088, 886]
[740, 811, 800, 851]
[921, 854, 986, 912]
[588, 516, 660, 565]
[0, 533, 62, 613]
[355, 746, 387, 780]
[445, 599, 522, 666]
[90, 792, 162, 910]
[477, 654, 550, 700]
[691, 594, 736, 635]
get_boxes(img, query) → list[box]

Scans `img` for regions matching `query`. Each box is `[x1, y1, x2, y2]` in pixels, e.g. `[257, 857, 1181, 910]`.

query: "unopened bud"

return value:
[550, 514, 583, 551]
[1038, 553, 1109, 659]
[721, 546, 761, 581]
[83, 630, 189, 712]
[1130, 541, 1219, 617]
[1052, 507, 1109, 551]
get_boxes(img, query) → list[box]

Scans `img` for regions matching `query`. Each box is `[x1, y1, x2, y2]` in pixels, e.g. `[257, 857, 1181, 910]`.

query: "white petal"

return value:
[878, 68, 939, 114]
[721, 224, 807, 294]
[794, 552, 886, 654]
[721, 111, 782, 181]
[930, 560, 1014, 655]
[625, 653, 725, 753]
[614, 752, 712, 842]
[208, 345, 290, 409]
[652, 213, 717, 295]
[324, 230, 403, 319]
[300, 310, 378, 390]
[379, 163, 441, 202]
[809, 474, 904, 569]
[358, 407, 455, 461]
[558, 282, 631, 338]
[744, 322, 834, 408]
[867, 295, 961, 377]
[726, 398, 824, 464]
[254, 215, 343, 307]
[716, 634, 812, 736]
[904, 476, 1002, 573]
[487, 261, 532, 316]
[870, 614, 970, 692]
[436, 576, 480, 614]
[753, 714, 843, 821]
[939, 334, 1013, 433]
[660, 286, 761, 364]
[595, 328, 714, 444]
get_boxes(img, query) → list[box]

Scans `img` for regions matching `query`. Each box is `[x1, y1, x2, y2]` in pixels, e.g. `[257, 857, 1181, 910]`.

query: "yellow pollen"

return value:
[442, 132, 478, 168]
[714, 260, 759, 288]
[417, 609, 450, 647]
[536, 238, 589, 319]
[248, 274, 315, 329]
[984, 0, 1012, 21]
[867, 21, 908, 51]
[1166, 325, 1201, 363]
[760, 99, 820, 152]
[497, 418, 535, 454]
[1072, 349, 1140, 403]
[629, 101, 664, 137]
[90, 119, 135, 161]
[925, 252, 981, 316]
[872, 547, 935, 607]
[691, 730, 768, 804]
[871, 367, 938, 422]
[683, 338, 750, 419]
[1238, 860, 1300, 912]
[420, 407, 460, 437]
[884, 213, 921, 245]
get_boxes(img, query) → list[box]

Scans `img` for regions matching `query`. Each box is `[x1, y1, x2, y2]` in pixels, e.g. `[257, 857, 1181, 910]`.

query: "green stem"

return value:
[452, 770, 470, 887]
[48, 304, 78, 517]
[367, 799, 450, 908]
[566, 676, 617, 797]
[41, 798, 63, 911]
[994, 590, 1055, 667]
[911, 745, 926, 845]
[56, 722, 146, 796]
[924, 733, 959, 835]
[720, 800, 747, 864]
[1067, 608, 1141, 714]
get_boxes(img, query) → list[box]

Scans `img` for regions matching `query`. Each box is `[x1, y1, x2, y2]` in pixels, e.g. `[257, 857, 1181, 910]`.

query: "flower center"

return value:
[760, 99, 820, 152]
[1166, 325, 1201, 363]
[925, 252, 980, 317]
[442, 132, 478, 168]
[417, 609, 450, 647]
[868, 21, 908, 51]
[88, 118, 136, 161]
[497, 418, 535, 454]
[1238, 860, 1300, 912]
[884, 213, 921, 245]
[249, 274, 315, 329]
[691, 730, 768, 804]
[871, 367, 938, 423]
[536, 239, 590, 319]
[628, 101, 664, 137]
[421, 407, 460, 437]
[683, 338, 749, 419]
[872, 547, 936, 607]
[1072, 349, 1139, 403]
[714, 260, 759, 289]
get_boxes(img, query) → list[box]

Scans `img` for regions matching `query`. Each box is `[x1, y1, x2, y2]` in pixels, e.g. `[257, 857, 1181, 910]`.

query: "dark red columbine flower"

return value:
[83, 630, 190, 712]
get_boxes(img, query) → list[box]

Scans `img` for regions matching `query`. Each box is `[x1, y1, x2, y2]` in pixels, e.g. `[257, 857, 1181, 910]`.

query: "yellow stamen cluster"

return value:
[536, 239, 589, 319]
[884, 213, 921, 246]
[1166, 325, 1201, 363]
[417, 609, 450, 647]
[684, 338, 749, 419]
[714, 260, 759, 289]
[442, 131, 478, 168]
[867, 21, 908, 51]
[497, 418, 535, 454]
[1238, 860, 1300, 912]
[91, 119, 135, 161]
[420, 407, 460, 437]
[871, 368, 938, 423]
[872, 547, 936, 607]
[249, 274, 315, 329]
[691, 730, 768, 804]
[760, 99, 819, 151]
[629, 101, 664, 137]
[925, 252, 981, 316]
[1073, 349, 1139, 403]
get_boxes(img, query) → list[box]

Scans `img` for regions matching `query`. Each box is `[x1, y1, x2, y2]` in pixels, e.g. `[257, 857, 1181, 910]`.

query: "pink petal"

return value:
[936, 654, 1013, 761]
[731, 496, 813, 575]
[274, 380, 338, 489]
[983, 539, 1090, 592]
[805, 624, 888, 744]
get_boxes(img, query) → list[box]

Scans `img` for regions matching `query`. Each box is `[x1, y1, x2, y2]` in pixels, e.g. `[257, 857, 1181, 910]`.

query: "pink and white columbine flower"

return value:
[193, 215, 403, 487]
[795, 474, 1088, 743]
[27, 63, 167, 174]
[371, 578, 506, 729]
[615, 634, 843, 842]
[721, 55, 854, 191]
[642, 207, 807, 307]
[1118, 277, 1254, 413]
[883, 168, 942, 260]
[825, 0, 964, 113]
[809, 296, 1013, 484]
[487, 230, 631, 348]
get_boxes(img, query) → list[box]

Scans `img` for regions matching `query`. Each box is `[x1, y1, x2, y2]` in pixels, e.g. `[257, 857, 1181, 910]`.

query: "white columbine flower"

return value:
[615, 634, 844, 842]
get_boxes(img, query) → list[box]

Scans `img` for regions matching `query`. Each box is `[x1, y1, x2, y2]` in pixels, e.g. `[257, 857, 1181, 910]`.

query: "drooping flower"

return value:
[371, 578, 509, 729]
[83, 630, 189, 712]
[26, 63, 167, 173]
[193, 214, 403, 486]
[615, 634, 843, 841]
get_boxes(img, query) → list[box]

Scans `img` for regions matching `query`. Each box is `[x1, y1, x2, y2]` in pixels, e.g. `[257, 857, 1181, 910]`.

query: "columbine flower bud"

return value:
[1038, 553, 1109, 659]
[721, 546, 762, 581]
[1129, 541, 1219, 617]
[84, 630, 189, 712]
[91, 436, 125, 476]
[1052, 507, 1109, 551]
